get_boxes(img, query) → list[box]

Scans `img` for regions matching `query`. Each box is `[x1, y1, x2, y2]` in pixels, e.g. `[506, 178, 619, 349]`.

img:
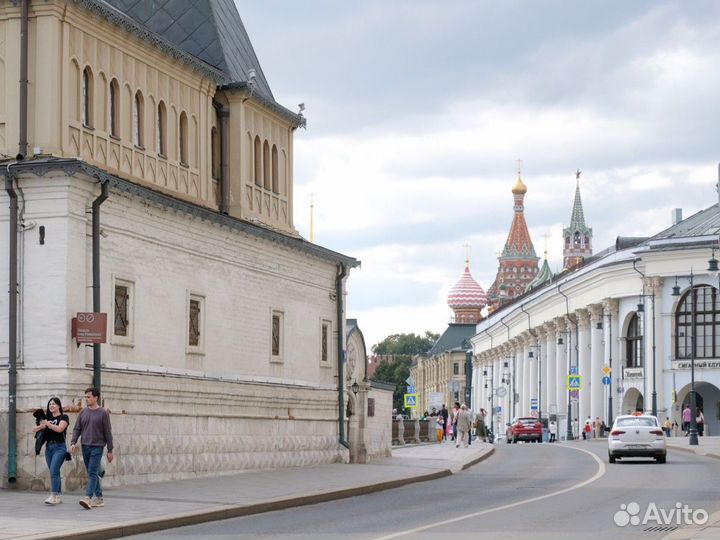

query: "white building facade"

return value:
[0, 0, 368, 489]
[471, 201, 720, 440]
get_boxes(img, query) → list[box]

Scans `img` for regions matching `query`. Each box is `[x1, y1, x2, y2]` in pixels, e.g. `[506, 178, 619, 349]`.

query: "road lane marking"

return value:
[368, 445, 606, 540]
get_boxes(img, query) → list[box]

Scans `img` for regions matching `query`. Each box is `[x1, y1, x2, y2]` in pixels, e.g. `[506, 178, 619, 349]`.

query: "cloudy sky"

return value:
[236, 1, 718, 350]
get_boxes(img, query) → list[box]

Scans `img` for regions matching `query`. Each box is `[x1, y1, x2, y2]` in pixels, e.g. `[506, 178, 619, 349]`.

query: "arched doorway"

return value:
[622, 387, 644, 414]
[676, 382, 720, 437]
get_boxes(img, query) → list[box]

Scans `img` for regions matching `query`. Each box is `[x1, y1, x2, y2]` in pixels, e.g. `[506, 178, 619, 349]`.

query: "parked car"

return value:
[506, 417, 543, 443]
[607, 414, 666, 463]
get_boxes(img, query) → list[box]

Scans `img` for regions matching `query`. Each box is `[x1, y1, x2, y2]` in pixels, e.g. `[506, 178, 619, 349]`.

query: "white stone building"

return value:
[471, 195, 720, 440]
[0, 0, 382, 489]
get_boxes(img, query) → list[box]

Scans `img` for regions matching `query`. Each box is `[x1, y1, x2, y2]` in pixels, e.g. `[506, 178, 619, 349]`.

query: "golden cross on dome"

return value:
[541, 233, 551, 260]
[576, 169, 581, 180]
[517, 159, 523, 177]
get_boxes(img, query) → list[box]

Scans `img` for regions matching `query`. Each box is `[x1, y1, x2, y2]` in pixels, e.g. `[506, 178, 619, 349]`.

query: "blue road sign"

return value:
[602, 376, 611, 385]
[570, 366, 578, 375]
[530, 398, 538, 411]
[495, 406, 502, 414]
[567, 375, 582, 390]
[407, 386, 416, 394]
[404, 394, 418, 408]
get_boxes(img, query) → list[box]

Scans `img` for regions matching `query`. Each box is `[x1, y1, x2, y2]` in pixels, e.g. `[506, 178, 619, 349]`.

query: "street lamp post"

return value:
[484, 363, 494, 442]
[557, 329, 573, 440]
[528, 343, 542, 424]
[672, 271, 698, 446]
[607, 311, 614, 427]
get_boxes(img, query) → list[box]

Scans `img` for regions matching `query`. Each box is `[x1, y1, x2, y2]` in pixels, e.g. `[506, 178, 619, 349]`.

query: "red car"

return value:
[506, 417, 543, 443]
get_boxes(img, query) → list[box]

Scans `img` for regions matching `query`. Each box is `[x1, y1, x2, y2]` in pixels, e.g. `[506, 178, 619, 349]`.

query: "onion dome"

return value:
[512, 175, 527, 195]
[448, 261, 487, 309]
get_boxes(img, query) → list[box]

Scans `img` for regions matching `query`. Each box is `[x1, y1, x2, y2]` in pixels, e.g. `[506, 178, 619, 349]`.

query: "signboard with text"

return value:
[71, 313, 107, 344]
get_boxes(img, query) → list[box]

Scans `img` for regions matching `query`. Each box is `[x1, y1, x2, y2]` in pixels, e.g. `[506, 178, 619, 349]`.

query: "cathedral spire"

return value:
[569, 170, 586, 229]
[563, 170, 593, 270]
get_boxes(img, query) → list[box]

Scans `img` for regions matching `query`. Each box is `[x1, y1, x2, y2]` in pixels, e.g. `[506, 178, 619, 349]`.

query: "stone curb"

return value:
[667, 446, 720, 461]
[19, 447, 495, 540]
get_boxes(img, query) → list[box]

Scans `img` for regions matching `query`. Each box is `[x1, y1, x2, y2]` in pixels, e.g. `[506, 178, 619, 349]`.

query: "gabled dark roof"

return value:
[649, 203, 720, 241]
[426, 324, 476, 357]
[102, 0, 273, 99]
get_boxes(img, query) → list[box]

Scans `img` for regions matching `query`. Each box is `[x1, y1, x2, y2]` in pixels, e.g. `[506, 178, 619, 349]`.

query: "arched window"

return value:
[109, 79, 120, 137]
[271, 145, 278, 193]
[574, 231, 581, 245]
[133, 91, 144, 147]
[676, 285, 719, 359]
[254, 136, 262, 186]
[157, 101, 167, 156]
[626, 313, 643, 368]
[263, 140, 270, 190]
[82, 66, 94, 127]
[179, 112, 188, 165]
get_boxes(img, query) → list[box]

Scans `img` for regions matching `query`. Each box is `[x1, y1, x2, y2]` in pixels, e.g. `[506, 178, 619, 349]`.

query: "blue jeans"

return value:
[81, 445, 104, 498]
[45, 442, 66, 494]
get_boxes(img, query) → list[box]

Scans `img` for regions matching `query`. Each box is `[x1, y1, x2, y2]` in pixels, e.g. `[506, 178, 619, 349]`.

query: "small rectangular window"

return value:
[321, 320, 332, 363]
[111, 278, 134, 346]
[453, 363, 459, 375]
[114, 285, 129, 336]
[189, 299, 201, 347]
[271, 311, 283, 361]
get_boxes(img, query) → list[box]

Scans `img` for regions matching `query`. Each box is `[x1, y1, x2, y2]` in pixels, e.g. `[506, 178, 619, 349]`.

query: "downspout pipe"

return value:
[92, 181, 109, 391]
[18, 0, 29, 159]
[212, 101, 230, 214]
[5, 169, 18, 483]
[336, 263, 350, 449]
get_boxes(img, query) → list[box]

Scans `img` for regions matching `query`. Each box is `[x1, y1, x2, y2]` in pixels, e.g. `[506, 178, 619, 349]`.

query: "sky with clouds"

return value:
[236, 0, 719, 350]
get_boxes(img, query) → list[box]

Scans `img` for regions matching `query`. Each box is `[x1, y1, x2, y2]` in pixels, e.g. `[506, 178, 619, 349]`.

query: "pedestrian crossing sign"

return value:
[567, 375, 582, 390]
[404, 393, 418, 408]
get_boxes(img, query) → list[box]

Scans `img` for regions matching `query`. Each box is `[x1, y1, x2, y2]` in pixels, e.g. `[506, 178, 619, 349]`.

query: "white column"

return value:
[544, 323, 556, 416]
[590, 304, 604, 423]
[522, 343, 531, 416]
[494, 356, 502, 433]
[648, 277, 666, 419]
[555, 318, 568, 419]
[529, 341, 538, 415]
[578, 309, 591, 427]
[603, 299, 620, 421]
[516, 347, 525, 417]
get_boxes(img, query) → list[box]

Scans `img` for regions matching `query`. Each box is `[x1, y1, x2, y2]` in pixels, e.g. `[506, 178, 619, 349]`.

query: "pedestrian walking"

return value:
[477, 408, 487, 442]
[682, 405, 692, 435]
[436, 414, 445, 442]
[455, 404, 472, 448]
[696, 408, 705, 437]
[32, 397, 70, 505]
[440, 404, 449, 440]
[594, 417, 602, 439]
[70, 387, 114, 510]
[451, 402, 460, 441]
[662, 417, 673, 437]
[583, 418, 591, 440]
[548, 420, 557, 442]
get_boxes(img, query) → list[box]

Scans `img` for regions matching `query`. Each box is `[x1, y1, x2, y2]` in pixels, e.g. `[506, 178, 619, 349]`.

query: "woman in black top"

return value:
[32, 397, 69, 505]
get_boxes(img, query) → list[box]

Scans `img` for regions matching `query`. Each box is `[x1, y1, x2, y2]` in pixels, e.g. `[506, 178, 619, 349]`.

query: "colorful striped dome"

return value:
[448, 262, 487, 309]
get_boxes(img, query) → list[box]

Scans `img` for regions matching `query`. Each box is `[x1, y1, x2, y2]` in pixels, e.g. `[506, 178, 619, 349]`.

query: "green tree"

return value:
[370, 331, 439, 412]
[371, 331, 439, 355]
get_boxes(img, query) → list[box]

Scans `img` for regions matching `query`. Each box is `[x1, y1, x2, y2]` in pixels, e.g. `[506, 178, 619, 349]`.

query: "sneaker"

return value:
[79, 497, 92, 510]
[44, 495, 58, 505]
[90, 497, 104, 507]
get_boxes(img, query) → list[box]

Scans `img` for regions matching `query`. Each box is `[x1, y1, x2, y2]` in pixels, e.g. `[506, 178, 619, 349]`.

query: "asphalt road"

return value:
[126, 442, 720, 540]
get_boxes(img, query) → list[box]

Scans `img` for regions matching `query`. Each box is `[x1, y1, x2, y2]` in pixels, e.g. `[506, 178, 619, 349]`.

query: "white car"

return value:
[607, 415, 666, 463]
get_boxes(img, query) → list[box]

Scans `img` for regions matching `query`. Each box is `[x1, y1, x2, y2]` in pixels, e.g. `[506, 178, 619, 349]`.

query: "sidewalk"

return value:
[666, 435, 720, 460]
[0, 440, 493, 540]
[662, 437, 720, 540]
